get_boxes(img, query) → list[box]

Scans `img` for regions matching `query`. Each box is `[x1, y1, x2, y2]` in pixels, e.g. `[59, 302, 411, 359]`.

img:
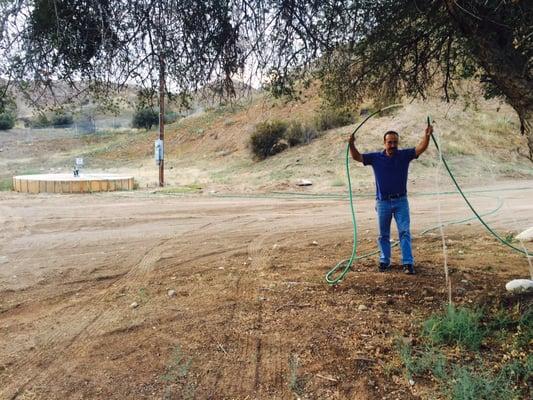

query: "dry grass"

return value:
[2, 87, 532, 192]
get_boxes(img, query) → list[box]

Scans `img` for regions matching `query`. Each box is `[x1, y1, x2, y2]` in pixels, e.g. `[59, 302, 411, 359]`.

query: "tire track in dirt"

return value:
[208, 221, 322, 399]
[2, 236, 170, 399]
[205, 272, 242, 398]
[206, 225, 269, 397]
[246, 229, 271, 396]
[2, 216, 243, 399]
[209, 220, 290, 398]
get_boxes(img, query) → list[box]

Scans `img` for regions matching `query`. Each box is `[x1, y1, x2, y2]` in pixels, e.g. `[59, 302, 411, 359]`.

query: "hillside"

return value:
[1, 87, 532, 194]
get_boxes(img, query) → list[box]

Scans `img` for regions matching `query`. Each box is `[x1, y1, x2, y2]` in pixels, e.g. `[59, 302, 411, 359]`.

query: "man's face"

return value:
[384, 133, 399, 155]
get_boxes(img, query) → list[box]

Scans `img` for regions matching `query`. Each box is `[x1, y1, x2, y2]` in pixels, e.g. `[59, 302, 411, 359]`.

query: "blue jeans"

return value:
[375, 196, 413, 265]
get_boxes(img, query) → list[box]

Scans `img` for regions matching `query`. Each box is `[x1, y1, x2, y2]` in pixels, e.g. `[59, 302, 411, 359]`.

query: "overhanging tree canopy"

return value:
[314, 1, 533, 159]
[0, 0, 531, 158]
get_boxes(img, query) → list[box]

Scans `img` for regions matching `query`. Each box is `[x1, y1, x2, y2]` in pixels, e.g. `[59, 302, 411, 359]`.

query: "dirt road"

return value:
[0, 181, 531, 399]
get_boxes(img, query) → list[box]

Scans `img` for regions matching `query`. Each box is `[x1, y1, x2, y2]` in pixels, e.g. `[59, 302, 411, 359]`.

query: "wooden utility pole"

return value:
[157, 0, 165, 187]
[158, 53, 165, 187]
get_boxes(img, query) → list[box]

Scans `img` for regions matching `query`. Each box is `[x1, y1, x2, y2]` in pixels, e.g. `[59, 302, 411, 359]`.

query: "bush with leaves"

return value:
[27, 113, 51, 128]
[132, 108, 159, 130]
[0, 112, 15, 130]
[285, 121, 318, 146]
[0, 87, 16, 130]
[164, 111, 179, 124]
[51, 112, 74, 128]
[314, 108, 355, 131]
[250, 120, 288, 159]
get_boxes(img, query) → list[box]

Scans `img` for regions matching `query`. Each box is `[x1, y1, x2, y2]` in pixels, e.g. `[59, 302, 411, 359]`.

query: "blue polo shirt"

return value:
[362, 148, 417, 200]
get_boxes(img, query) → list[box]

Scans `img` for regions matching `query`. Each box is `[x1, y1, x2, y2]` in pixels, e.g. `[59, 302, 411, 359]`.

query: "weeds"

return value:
[0, 178, 12, 191]
[515, 306, 533, 349]
[397, 304, 532, 400]
[285, 121, 318, 146]
[423, 305, 485, 350]
[447, 366, 519, 400]
[397, 342, 447, 380]
[288, 353, 305, 396]
[503, 232, 515, 244]
[138, 287, 149, 304]
[161, 345, 195, 400]
[330, 176, 345, 187]
[158, 184, 202, 194]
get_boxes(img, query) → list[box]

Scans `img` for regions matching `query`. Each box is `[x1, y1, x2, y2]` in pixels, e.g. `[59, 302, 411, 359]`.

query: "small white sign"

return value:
[75, 158, 84, 166]
[154, 140, 164, 164]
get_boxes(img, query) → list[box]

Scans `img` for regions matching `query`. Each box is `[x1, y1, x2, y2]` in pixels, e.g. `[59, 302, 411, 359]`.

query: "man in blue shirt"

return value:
[348, 125, 432, 274]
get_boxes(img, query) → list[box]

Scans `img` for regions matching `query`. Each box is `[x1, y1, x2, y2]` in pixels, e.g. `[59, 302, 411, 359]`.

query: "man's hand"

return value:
[348, 133, 363, 162]
[416, 123, 432, 157]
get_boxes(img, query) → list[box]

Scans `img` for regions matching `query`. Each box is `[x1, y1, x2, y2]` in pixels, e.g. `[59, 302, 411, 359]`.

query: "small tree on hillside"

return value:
[132, 108, 159, 130]
[0, 112, 15, 130]
[51, 112, 74, 128]
[0, 86, 16, 131]
[250, 120, 288, 159]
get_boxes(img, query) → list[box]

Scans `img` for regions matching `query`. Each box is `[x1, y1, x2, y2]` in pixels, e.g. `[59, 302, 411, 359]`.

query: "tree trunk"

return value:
[443, 1, 533, 161]
[521, 110, 533, 161]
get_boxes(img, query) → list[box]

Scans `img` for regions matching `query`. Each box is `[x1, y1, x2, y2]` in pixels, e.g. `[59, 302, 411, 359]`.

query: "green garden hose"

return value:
[427, 116, 532, 257]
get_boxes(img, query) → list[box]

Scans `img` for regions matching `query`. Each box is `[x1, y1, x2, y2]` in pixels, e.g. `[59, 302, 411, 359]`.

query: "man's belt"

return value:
[382, 193, 406, 200]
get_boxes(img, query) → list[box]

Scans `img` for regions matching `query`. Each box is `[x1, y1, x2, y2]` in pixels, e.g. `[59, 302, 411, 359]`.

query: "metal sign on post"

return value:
[154, 139, 163, 165]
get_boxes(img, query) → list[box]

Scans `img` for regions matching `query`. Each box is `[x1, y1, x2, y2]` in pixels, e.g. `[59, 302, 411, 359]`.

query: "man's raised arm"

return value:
[415, 124, 433, 157]
[349, 133, 363, 162]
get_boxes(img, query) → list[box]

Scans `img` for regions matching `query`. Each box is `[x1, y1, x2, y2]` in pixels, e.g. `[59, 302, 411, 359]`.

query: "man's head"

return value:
[383, 130, 399, 156]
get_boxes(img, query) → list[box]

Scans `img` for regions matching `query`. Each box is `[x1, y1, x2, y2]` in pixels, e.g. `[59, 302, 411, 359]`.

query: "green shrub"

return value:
[28, 113, 51, 128]
[423, 305, 485, 350]
[314, 108, 355, 131]
[500, 355, 533, 385]
[0, 87, 17, 129]
[51, 113, 74, 128]
[288, 353, 306, 396]
[250, 120, 288, 159]
[164, 111, 179, 124]
[0, 112, 15, 130]
[397, 342, 447, 380]
[396, 305, 531, 400]
[516, 306, 533, 349]
[285, 121, 318, 146]
[132, 108, 159, 129]
[0, 178, 13, 191]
